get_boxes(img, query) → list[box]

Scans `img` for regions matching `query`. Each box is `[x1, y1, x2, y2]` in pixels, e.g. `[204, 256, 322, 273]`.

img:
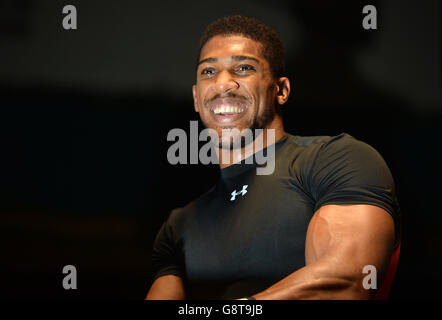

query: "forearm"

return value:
[146, 275, 186, 300]
[251, 260, 371, 300]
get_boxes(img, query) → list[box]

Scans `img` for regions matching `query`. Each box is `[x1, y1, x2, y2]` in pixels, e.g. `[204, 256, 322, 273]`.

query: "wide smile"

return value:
[207, 98, 249, 124]
[212, 105, 246, 114]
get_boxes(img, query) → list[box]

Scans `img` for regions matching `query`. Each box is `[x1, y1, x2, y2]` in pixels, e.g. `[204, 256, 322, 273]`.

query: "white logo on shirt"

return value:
[230, 185, 248, 201]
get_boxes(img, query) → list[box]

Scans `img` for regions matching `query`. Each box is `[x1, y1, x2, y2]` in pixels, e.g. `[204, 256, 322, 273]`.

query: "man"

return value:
[146, 15, 401, 300]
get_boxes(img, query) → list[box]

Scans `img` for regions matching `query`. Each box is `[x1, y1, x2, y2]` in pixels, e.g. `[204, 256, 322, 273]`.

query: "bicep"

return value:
[145, 275, 186, 300]
[305, 204, 395, 294]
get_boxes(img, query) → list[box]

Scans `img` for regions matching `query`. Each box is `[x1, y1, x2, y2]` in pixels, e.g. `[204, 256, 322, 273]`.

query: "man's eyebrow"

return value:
[197, 57, 218, 66]
[197, 55, 260, 67]
[231, 55, 259, 64]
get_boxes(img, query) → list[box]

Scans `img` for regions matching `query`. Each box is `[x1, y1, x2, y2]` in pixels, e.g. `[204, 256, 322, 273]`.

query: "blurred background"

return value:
[0, 0, 440, 299]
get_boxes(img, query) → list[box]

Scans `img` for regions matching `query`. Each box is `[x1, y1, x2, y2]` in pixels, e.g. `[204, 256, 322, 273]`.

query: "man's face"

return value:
[193, 35, 279, 148]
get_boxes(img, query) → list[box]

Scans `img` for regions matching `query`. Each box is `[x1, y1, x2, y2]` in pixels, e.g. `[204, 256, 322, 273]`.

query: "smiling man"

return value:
[146, 15, 401, 300]
[193, 32, 288, 155]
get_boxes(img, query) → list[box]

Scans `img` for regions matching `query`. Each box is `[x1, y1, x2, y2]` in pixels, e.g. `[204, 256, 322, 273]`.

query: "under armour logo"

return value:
[230, 185, 248, 201]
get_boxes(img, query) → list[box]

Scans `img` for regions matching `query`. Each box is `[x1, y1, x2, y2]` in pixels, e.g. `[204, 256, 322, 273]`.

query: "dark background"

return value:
[0, 0, 440, 299]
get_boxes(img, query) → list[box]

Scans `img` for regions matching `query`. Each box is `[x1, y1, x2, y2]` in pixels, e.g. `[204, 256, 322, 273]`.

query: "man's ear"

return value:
[275, 77, 291, 105]
[192, 84, 200, 113]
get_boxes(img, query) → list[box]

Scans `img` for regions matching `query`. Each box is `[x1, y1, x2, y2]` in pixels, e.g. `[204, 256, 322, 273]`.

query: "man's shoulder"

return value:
[287, 132, 391, 186]
[283, 132, 382, 173]
[283, 132, 365, 158]
[285, 132, 356, 148]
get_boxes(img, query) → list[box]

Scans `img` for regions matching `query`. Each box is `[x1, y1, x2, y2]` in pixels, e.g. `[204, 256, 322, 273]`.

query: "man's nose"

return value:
[214, 70, 239, 93]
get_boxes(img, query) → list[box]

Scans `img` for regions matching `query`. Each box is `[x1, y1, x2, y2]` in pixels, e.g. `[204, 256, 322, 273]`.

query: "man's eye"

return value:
[201, 68, 215, 75]
[237, 65, 255, 72]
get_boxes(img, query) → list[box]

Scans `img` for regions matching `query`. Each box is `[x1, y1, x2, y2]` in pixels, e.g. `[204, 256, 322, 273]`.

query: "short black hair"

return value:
[197, 15, 286, 79]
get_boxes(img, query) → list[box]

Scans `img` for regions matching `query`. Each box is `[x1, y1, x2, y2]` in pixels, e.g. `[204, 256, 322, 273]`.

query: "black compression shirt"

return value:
[151, 133, 401, 299]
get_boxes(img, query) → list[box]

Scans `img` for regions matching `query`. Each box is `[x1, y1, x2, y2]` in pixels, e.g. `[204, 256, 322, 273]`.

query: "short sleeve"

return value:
[308, 134, 401, 241]
[151, 214, 185, 282]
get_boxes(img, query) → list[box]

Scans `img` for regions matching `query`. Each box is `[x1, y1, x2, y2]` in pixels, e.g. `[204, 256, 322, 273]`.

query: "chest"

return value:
[183, 174, 315, 282]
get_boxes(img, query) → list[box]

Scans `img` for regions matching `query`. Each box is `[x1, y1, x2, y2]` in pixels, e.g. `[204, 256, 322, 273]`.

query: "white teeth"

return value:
[213, 105, 244, 114]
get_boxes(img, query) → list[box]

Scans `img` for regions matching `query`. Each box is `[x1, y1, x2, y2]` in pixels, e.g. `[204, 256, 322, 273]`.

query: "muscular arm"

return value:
[145, 275, 186, 300]
[251, 204, 395, 300]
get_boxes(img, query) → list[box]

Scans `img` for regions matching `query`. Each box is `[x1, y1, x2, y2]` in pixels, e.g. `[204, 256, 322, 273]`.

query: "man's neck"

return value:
[217, 122, 286, 169]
